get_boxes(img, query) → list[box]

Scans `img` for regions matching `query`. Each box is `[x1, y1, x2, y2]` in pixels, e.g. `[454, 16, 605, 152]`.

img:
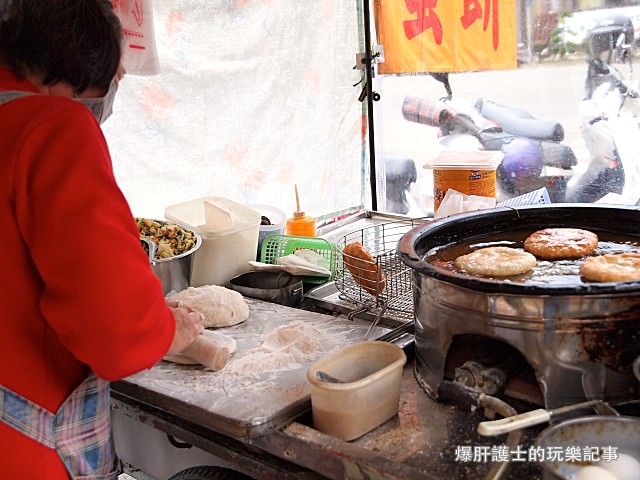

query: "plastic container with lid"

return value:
[427, 150, 503, 212]
[307, 341, 407, 441]
[164, 196, 261, 287]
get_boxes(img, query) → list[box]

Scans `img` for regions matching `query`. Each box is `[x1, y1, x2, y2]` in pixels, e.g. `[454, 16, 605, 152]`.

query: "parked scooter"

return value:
[583, 12, 635, 100]
[569, 58, 640, 204]
[401, 95, 577, 202]
[402, 69, 640, 205]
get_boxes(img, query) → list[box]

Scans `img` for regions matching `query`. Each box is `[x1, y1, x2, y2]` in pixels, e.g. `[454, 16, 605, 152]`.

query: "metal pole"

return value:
[362, 0, 378, 211]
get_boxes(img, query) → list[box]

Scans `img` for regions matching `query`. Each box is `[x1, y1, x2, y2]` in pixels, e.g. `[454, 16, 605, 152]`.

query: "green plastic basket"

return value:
[259, 234, 336, 284]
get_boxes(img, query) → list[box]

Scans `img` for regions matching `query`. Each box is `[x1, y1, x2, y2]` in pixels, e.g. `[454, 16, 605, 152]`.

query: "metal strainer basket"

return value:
[335, 219, 426, 321]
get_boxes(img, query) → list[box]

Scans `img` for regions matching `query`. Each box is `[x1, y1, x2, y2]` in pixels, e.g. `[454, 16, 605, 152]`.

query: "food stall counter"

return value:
[112, 296, 544, 480]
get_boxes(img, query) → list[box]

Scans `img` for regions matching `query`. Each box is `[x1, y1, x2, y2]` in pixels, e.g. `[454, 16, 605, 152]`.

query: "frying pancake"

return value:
[580, 252, 640, 282]
[454, 246, 537, 277]
[524, 228, 598, 259]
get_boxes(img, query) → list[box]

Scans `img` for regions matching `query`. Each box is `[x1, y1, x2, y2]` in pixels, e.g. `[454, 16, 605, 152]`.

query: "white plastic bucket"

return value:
[165, 197, 261, 287]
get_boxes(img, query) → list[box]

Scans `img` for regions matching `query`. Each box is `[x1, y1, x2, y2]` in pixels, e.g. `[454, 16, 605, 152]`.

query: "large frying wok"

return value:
[397, 204, 640, 409]
[398, 203, 640, 295]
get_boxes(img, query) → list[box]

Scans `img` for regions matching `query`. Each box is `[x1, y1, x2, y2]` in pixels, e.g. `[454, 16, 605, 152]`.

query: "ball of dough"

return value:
[169, 285, 249, 327]
[601, 453, 640, 480]
[576, 465, 619, 480]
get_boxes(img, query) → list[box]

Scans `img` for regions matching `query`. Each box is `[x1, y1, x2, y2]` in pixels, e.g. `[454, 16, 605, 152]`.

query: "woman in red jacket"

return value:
[0, 1, 204, 477]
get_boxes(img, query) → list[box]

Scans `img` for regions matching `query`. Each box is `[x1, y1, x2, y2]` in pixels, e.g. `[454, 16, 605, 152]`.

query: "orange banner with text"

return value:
[373, 0, 517, 74]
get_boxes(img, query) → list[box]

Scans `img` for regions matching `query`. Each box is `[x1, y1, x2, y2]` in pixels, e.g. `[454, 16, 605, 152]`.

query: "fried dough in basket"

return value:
[524, 228, 598, 259]
[454, 246, 537, 277]
[342, 241, 386, 296]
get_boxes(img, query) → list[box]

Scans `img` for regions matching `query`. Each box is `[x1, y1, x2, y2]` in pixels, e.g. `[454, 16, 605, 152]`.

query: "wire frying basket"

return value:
[335, 219, 426, 323]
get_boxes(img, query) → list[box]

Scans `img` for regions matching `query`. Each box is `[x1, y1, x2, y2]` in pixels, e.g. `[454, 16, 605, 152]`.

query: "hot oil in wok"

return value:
[425, 229, 640, 285]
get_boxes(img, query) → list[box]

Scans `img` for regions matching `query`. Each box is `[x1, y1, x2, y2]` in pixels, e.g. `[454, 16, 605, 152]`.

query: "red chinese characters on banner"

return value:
[403, 0, 443, 44]
[373, 0, 516, 73]
[403, 0, 499, 49]
[460, 0, 499, 50]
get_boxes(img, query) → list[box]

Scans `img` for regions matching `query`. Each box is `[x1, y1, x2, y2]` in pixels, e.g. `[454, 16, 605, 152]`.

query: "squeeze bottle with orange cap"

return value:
[285, 184, 316, 237]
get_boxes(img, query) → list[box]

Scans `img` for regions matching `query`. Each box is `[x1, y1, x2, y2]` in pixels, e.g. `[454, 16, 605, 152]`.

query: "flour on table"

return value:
[225, 321, 328, 376]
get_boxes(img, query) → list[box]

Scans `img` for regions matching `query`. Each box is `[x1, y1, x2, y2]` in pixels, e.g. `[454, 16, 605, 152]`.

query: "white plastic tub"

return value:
[307, 341, 407, 441]
[165, 197, 261, 287]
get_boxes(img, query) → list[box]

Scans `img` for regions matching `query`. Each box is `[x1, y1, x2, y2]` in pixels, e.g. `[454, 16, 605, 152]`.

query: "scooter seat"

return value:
[475, 98, 565, 142]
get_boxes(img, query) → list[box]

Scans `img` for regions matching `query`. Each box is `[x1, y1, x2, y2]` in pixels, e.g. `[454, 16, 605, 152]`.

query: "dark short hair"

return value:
[0, 0, 122, 93]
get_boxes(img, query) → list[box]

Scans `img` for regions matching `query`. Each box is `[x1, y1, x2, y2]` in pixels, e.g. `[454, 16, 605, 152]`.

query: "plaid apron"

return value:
[0, 90, 119, 479]
[0, 374, 119, 479]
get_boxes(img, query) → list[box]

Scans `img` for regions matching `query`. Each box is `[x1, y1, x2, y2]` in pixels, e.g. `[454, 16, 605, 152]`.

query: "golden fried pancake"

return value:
[454, 247, 537, 277]
[524, 228, 598, 259]
[342, 241, 386, 296]
[580, 252, 640, 282]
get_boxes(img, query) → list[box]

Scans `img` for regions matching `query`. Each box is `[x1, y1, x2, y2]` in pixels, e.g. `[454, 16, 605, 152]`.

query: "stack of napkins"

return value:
[434, 187, 552, 219]
[433, 189, 496, 219]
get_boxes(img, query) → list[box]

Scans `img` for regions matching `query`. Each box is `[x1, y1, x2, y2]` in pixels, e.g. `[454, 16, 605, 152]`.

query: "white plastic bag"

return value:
[433, 189, 496, 219]
[111, 0, 160, 75]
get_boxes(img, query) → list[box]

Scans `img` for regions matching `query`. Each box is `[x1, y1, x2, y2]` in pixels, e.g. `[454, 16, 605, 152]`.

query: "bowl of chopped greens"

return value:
[136, 217, 202, 294]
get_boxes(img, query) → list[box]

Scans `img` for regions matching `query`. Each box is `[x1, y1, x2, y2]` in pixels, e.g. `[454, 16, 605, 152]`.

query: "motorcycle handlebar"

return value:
[602, 63, 640, 98]
[615, 80, 640, 98]
[401, 96, 453, 128]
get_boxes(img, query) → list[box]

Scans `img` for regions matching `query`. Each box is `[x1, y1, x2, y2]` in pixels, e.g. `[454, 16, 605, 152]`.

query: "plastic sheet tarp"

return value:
[103, 1, 364, 220]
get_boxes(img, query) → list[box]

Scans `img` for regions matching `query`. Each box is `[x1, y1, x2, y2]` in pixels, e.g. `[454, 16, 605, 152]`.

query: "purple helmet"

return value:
[500, 137, 543, 180]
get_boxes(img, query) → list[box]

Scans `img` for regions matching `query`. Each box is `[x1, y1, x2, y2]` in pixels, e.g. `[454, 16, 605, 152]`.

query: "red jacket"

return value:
[0, 69, 175, 478]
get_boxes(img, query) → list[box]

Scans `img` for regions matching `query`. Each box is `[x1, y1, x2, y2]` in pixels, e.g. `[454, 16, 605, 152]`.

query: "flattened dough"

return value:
[524, 228, 598, 259]
[169, 285, 249, 327]
[454, 246, 537, 277]
[163, 329, 237, 365]
[580, 252, 640, 282]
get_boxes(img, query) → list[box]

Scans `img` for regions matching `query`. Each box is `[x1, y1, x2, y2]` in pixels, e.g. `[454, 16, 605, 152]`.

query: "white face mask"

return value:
[76, 77, 118, 124]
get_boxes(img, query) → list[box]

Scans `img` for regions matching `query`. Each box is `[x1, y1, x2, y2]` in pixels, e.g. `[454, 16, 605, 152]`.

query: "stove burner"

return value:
[444, 335, 544, 406]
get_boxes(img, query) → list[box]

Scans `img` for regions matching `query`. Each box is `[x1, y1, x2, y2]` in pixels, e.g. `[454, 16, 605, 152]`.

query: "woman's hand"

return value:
[165, 300, 205, 355]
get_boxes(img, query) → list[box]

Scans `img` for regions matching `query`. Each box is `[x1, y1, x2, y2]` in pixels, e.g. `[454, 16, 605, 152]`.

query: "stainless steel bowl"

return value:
[139, 219, 202, 295]
[535, 416, 640, 479]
